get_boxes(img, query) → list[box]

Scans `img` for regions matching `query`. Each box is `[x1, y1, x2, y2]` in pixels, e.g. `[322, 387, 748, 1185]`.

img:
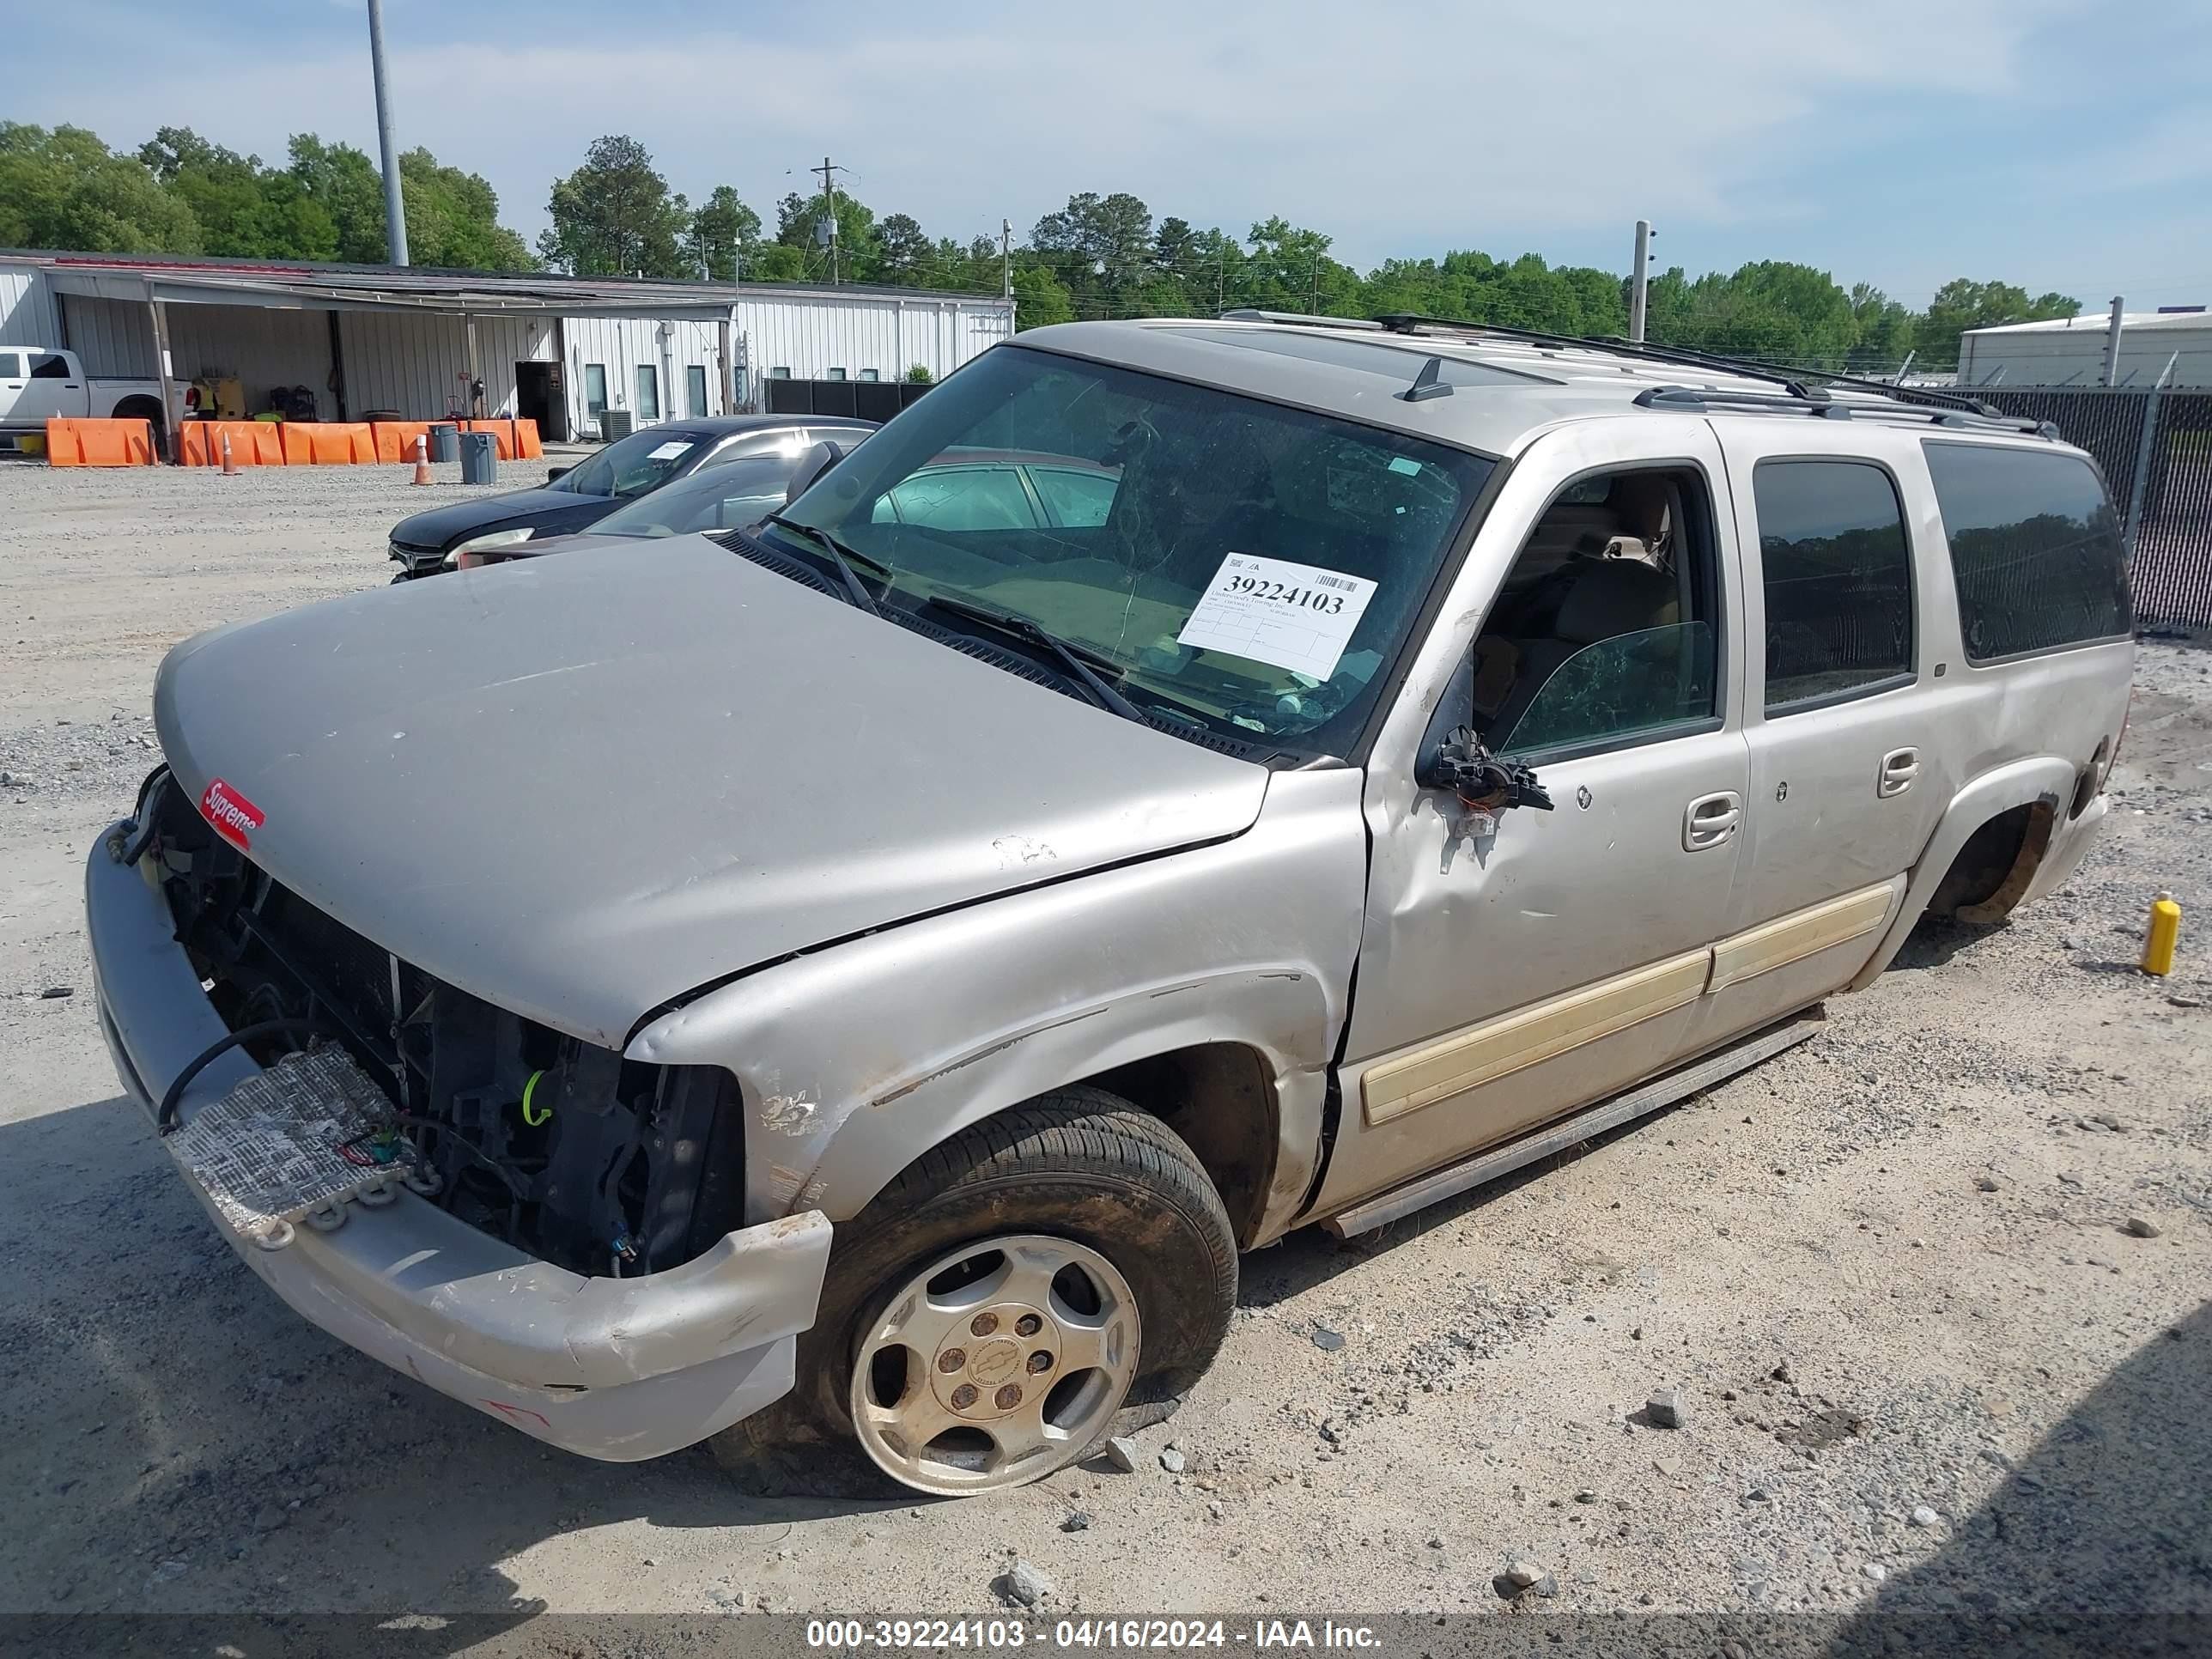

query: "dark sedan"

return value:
[386, 415, 875, 578]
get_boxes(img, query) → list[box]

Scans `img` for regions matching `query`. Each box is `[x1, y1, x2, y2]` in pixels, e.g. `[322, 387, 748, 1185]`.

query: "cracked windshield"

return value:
[768, 345, 1491, 750]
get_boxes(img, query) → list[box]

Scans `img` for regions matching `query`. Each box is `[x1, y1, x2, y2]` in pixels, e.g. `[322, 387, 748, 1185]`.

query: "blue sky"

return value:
[11, 0, 2211, 311]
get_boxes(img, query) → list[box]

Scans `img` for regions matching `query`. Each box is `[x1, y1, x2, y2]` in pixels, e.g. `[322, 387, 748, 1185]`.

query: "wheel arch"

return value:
[1847, 756, 2076, 990]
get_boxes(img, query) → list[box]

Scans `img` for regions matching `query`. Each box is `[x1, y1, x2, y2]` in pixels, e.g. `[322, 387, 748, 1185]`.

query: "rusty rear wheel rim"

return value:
[848, 1233, 1139, 1496]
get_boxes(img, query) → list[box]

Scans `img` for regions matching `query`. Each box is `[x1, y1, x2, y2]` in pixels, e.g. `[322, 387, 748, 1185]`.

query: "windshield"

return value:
[588, 455, 793, 538]
[771, 345, 1491, 750]
[551, 426, 708, 499]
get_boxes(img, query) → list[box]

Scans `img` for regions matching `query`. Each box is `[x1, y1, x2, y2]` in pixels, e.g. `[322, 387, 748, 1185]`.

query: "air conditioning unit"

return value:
[600, 409, 634, 441]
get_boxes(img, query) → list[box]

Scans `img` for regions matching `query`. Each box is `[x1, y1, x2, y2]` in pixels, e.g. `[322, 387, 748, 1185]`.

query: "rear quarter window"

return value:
[1923, 442, 2132, 662]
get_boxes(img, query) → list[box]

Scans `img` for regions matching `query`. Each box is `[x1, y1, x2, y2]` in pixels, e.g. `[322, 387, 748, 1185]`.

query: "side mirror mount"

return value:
[545, 465, 570, 483]
[1413, 651, 1552, 816]
[783, 439, 848, 508]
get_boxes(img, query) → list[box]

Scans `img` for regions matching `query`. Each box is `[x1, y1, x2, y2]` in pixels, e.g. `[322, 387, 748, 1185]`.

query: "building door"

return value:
[514, 361, 568, 442]
[686, 363, 709, 419]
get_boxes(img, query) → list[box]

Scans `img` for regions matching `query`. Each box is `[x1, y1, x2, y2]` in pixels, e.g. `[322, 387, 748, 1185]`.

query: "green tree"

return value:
[538, 135, 690, 276]
[1033, 191, 1154, 298]
[905, 363, 934, 384]
[689, 185, 762, 281]
[775, 188, 882, 282]
[877, 212, 931, 283]
[1917, 279, 2080, 368]
[1011, 264, 1076, 330]
[286, 136, 391, 263]
[397, 148, 532, 269]
[0, 123, 203, 254]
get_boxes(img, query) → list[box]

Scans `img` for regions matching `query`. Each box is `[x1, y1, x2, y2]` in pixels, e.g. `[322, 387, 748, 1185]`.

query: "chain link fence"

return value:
[1905, 386, 2212, 628]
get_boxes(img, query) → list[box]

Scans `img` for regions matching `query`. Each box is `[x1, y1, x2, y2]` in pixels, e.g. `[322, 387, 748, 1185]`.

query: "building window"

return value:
[1751, 459, 1915, 712]
[858, 368, 880, 382]
[1923, 441, 2131, 662]
[635, 364, 659, 422]
[584, 364, 608, 418]
[769, 367, 792, 380]
[826, 367, 848, 382]
[686, 363, 709, 419]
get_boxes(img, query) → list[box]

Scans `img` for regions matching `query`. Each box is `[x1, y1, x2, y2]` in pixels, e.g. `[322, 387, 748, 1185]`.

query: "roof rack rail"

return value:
[1370, 311, 2003, 418]
[1218, 308, 1383, 331]
[1636, 383, 2055, 439]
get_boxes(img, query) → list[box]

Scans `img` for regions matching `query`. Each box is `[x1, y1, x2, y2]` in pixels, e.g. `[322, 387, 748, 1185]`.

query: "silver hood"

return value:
[152, 536, 1268, 1047]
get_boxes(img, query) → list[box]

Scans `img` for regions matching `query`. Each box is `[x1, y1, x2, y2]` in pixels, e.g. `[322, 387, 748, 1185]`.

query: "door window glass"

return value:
[1752, 459, 1914, 710]
[1923, 441, 2131, 660]
[1476, 468, 1720, 757]
[0, 353, 21, 378]
[584, 364, 607, 417]
[686, 364, 709, 419]
[635, 365, 659, 422]
[29, 353, 70, 379]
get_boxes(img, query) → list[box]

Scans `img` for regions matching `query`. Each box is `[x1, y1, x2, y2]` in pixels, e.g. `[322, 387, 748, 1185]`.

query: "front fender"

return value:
[1847, 755, 2078, 991]
[627, 768, 1367, 1243]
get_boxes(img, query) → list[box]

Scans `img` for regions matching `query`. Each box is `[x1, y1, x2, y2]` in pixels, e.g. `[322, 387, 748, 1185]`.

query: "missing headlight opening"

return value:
[142, 772, 744, 1277]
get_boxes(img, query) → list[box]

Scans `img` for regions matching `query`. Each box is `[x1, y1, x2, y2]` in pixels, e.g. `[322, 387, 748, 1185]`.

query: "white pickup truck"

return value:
[0, 348, 184, 450]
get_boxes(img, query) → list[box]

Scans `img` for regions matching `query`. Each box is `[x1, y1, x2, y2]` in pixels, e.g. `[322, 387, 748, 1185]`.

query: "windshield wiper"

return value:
[919, 593, 1148, 724]
[763, 514, 884, 617]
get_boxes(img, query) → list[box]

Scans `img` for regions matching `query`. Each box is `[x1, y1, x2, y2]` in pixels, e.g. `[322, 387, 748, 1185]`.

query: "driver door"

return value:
[1310, 419, 1750, 1218]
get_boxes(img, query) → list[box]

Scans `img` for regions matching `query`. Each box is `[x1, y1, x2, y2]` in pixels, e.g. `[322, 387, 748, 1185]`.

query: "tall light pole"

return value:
[366, 0, 409, 265]
[1629, 219, 1653, 344]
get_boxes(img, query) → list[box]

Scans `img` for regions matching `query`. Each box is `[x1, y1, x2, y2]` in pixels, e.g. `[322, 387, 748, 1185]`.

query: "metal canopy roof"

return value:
[8, 250, 1012, 320]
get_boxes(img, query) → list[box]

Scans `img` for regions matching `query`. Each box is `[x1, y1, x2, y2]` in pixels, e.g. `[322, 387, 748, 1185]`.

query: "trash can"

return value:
[600, 409, 634, 442]
[459, 429, 497, 486]
[428, 422, 460, 463]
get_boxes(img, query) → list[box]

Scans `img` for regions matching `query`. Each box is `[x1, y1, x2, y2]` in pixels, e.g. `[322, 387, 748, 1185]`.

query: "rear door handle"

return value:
[1683, 790, 1742, 851]
[1878, 746, 1920, 798]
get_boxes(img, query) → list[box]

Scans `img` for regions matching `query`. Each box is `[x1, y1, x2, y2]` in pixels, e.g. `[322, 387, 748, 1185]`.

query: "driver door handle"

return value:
[1683, 790, 1741, 851]
[1878, 746, 1920, 798]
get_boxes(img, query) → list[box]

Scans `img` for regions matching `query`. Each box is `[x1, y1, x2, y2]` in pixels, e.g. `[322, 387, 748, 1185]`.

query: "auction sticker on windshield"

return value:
[1176, 554, 1377, 680]
[647, 441, 694, 460]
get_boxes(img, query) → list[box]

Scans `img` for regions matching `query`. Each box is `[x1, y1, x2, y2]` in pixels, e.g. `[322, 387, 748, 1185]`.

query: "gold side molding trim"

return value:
[1362, 949, 1710, 1126]
[1707, 880, 1898, 994]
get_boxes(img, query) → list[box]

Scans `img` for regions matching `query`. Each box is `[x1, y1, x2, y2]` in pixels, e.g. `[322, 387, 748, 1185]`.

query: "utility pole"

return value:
[813, 155, 847, 285]
[365, 0, 408, 265]
[1629, 219, 1654, 344]
[2100, 295, 2126, 386]
[1001, 218, 1012, 300]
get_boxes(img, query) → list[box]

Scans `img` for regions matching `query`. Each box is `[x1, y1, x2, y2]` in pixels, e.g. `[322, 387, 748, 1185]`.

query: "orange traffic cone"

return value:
[411, 434, 433, 486]
[220, 431, 240, 477]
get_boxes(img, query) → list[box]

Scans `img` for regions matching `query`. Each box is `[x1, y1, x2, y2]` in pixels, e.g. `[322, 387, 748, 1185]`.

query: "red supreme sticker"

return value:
[199, 778, 264, 850]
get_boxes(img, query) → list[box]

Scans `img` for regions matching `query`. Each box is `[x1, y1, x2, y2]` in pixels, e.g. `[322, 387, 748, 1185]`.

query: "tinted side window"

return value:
[29, 353, 71, 380]
[1752, 460, 1914, 712]
[1923, 443, 2131, 661]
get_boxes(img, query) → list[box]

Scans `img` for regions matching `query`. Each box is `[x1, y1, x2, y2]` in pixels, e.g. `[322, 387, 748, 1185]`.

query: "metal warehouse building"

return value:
[1959, 308, 2212, 388]
[0, 251, 1015, 442]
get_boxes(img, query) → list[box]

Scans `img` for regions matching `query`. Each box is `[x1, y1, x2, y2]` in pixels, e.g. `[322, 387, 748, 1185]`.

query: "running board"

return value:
[1322, 1008, 1825, 1237]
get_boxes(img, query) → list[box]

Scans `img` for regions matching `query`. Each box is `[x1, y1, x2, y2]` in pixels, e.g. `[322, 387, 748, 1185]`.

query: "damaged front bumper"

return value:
[84, 821, 831, 1462]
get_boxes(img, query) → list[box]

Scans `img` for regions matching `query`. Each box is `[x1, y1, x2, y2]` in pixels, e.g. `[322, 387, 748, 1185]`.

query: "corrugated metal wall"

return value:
[338, 311, 553, 420]
[1960, 323, 2212, 388]
[58, 295, 158, 378]
[0, 264, 62, 345]
[733, 293, 1011, 395]
[561, 316, 721, 437]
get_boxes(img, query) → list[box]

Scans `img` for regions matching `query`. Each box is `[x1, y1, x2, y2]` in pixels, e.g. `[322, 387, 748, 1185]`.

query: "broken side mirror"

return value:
[545, 465, 570, 483]
[783, 440, 848, 508]
[1413, 650, 1553, 821]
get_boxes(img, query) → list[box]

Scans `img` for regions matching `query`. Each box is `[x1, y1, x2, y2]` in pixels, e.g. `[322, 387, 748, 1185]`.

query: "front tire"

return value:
[710, 1089, 1237, 1498]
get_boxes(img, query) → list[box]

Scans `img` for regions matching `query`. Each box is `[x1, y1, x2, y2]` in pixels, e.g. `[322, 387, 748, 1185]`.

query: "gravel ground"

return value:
[0, 459, 2207, 1650]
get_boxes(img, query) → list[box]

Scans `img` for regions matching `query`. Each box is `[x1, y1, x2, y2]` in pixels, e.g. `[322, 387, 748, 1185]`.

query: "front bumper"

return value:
[85, 821, 831, 1462]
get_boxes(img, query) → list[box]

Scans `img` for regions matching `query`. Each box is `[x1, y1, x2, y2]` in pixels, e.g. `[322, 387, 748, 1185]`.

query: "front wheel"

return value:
[710, 1089, 1237, 1498]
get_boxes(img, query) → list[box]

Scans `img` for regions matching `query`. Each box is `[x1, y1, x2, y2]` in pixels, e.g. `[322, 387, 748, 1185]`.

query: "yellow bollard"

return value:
[2142, 890, 2181, 976]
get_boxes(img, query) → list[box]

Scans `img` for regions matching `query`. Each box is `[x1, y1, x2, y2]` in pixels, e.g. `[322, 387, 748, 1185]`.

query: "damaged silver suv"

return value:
[87, 313, 2134, 1497]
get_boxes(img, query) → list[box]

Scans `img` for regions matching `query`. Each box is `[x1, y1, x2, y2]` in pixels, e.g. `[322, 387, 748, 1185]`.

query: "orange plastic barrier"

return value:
[462, 418, 520, 461]
[514, 418, 543, 460]
[45, 417, 154, 467]
[371, 422, 434, 464]
[180, 422, 287, 466]
[281, 422, 379, 465]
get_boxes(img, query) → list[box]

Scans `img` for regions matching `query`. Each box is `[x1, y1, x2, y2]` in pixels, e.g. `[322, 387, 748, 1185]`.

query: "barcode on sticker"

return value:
[1314, 574, 1355, 591]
